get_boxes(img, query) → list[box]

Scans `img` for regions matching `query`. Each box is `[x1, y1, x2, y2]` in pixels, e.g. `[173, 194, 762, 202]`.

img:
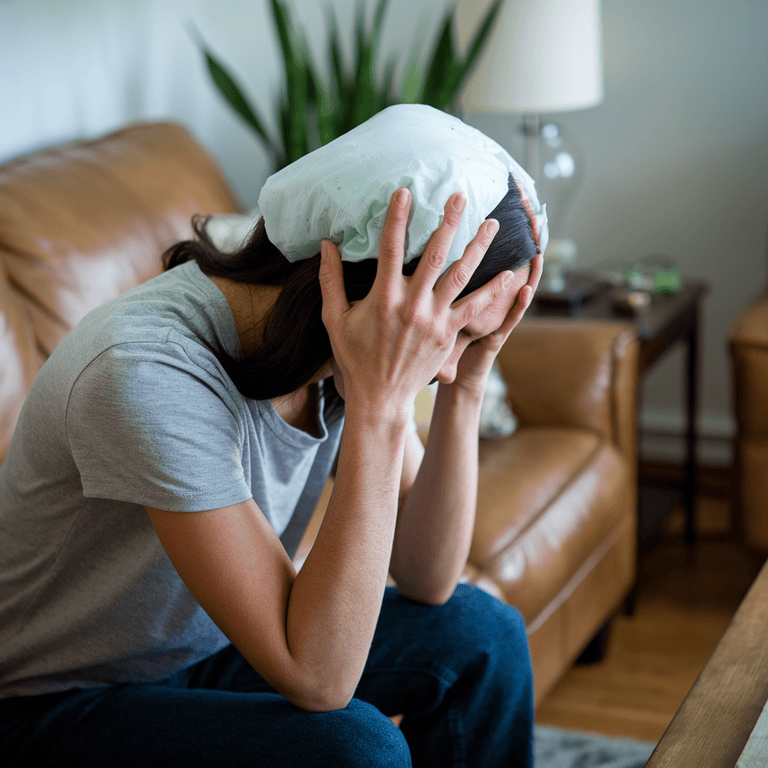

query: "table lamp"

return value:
[456, 0, 604, 290]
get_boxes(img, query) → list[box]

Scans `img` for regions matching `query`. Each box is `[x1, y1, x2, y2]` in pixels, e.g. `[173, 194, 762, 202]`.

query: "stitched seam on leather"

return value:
[610, 331, 620, 451]
[482, 431, 608, 568]
[524, 511, 633, 636]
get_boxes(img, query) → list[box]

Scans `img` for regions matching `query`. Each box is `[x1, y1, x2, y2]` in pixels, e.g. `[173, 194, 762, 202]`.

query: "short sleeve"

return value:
[66, 340, 252, 512]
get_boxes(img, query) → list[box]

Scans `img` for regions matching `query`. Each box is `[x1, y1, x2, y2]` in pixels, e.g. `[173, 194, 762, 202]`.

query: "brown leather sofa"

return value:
[729, 267, 768, 550]
[0, 122, 639, 706]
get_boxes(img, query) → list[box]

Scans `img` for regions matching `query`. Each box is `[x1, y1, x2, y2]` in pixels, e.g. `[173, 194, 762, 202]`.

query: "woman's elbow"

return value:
[394, 578, 456, 607]
[289, 685, 354, 713]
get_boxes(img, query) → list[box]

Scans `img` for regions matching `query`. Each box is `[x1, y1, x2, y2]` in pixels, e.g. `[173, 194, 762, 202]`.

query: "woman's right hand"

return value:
[318, 187, 512, 424]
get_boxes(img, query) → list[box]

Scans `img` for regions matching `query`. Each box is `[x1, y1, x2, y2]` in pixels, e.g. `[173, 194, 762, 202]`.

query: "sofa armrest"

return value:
[497, 317, 639, 459]
[729, 296, 768, 548]
[730, 295, 768, 438]
[730, 295, 768, 347]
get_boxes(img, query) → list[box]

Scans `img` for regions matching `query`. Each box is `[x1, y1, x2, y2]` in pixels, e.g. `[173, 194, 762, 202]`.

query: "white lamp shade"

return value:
[457, 0, 604, 114]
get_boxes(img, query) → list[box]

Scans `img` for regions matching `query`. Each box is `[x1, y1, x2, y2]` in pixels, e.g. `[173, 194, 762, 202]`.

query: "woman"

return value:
[0, 105, 545, 766]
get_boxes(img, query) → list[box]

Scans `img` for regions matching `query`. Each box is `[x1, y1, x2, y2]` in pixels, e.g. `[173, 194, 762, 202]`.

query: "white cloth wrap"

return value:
[257, 104, 547, 272]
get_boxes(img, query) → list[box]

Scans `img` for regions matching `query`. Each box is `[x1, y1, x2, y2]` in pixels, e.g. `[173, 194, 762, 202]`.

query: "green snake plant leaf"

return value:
[400, 56, 423, 104]
[195, 33, 282, 162]
[420, 0, 504, 112]
[305, 47, 336, 147]
[270, 0, 310, 162]
[378, 54, 398, 112]
[326, 5, 351, 135]
[350, 0, 379, 128]
[195, 0, 503, 168]
[420, 12, 458, 110]
[370, 0, 392, 113]
[371, 0, 390, 43]
[399, 21, 426, 104]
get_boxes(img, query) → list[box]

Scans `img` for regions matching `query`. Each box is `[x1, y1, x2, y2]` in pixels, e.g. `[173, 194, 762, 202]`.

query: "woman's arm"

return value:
[388, 384, 483, 606]
[147, 406, 410, 714]
[389, 252, 543, 604]
[148, 189, 511, 713]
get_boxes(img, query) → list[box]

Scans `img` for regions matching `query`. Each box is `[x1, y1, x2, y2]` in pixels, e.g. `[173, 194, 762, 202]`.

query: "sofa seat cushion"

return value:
[471, 426, 631, 625]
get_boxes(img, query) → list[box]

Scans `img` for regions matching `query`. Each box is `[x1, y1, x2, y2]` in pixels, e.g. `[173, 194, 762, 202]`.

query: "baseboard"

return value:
[638, 408, 735, 467]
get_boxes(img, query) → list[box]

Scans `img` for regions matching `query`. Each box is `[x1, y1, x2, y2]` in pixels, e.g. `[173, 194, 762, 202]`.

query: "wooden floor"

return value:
[535, 481, 767, 744]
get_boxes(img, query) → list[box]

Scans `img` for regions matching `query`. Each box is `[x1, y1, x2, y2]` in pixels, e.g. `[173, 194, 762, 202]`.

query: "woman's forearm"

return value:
[285, 407, 410, 711]
[389, 382, 484, 605]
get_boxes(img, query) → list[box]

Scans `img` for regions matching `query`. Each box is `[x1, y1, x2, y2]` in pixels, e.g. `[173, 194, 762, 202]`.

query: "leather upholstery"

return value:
[473, 431, 630, 623]
[730, 293, 768, 549]
[0, 123, 238, 465]
[0, 122, 639, 707]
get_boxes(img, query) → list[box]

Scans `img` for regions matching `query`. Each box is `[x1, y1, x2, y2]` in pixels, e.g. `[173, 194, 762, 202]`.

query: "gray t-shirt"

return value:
[0, 261, 344, 699]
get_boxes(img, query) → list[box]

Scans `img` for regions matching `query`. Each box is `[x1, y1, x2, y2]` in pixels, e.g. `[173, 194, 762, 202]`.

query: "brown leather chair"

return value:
[729, 251, 768, 550]
[0, 122, 639, 706]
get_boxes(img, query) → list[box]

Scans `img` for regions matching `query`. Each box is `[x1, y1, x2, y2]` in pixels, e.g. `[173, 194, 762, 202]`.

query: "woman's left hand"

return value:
[450, 251, 543, 394]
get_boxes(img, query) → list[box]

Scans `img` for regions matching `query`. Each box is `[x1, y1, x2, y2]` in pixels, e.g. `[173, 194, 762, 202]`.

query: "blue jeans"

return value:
[0, 584, 533, 767]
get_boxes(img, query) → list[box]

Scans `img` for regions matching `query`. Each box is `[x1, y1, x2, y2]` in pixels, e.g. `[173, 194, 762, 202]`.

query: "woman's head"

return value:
[165, 105, 547, 407]
[163, 171, 539, 407]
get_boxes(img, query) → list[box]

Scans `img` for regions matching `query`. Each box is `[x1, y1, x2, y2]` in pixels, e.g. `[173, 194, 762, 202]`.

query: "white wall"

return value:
[464, 0, 768, 464]
[2, 0, 767, 464]
[0, 0, 445, 205]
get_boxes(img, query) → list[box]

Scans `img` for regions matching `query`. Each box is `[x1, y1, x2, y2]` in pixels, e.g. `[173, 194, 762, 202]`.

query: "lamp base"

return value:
[540, 237, 577, 292]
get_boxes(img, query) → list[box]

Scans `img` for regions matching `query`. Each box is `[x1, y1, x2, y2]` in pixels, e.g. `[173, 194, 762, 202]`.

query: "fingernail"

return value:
[450, 193, 466, 212]
[397, 188, 411, 206]
[525, 288, 535, 309]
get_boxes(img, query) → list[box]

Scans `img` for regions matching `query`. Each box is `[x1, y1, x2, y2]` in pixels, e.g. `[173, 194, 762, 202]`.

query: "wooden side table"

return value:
[531, 280, 709, 545]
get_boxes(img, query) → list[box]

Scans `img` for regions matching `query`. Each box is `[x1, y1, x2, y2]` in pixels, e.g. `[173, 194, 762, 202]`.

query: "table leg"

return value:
[683, 309, 701, 544]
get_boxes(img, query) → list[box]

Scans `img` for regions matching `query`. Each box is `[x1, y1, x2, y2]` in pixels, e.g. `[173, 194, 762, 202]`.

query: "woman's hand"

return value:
[319, 187, 511, 423]
[448, 251, 544, 395]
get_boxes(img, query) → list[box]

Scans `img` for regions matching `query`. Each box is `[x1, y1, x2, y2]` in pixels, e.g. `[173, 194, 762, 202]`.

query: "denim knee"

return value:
[319, 700, 411, 768]
[444, 583, 528, 650]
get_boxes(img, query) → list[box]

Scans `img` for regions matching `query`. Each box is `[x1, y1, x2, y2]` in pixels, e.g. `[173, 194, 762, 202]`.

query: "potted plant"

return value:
[195, 0, 504, 169]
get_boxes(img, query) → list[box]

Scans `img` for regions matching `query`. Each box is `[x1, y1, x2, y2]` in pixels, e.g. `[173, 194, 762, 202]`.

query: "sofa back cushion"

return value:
[0, 122, 239, 465]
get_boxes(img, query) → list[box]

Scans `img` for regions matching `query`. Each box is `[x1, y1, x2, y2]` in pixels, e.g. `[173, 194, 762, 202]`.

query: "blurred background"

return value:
[2, 0, 766, 467]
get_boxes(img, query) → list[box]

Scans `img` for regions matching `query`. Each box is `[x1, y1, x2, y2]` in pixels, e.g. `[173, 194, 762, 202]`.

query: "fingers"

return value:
[410, 193, 469, 299]
[449, 267, 512, 334]
[433, 217, 499, 307]
[318, 240, 349, 329]
[497, 280, 532, 339]
[373, 187, 412, 295]
[493, 252, 544, 339]
[527, 251, 544, 294]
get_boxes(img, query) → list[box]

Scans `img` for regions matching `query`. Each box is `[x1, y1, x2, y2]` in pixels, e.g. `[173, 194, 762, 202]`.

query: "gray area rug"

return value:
[535, 725, 655, 768]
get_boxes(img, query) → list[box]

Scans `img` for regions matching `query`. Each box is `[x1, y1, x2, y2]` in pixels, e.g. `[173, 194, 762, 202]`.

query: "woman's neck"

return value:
[207, 273, 328, 435]
[271, 384, 321, 436]
[207, 274, 280, 358]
